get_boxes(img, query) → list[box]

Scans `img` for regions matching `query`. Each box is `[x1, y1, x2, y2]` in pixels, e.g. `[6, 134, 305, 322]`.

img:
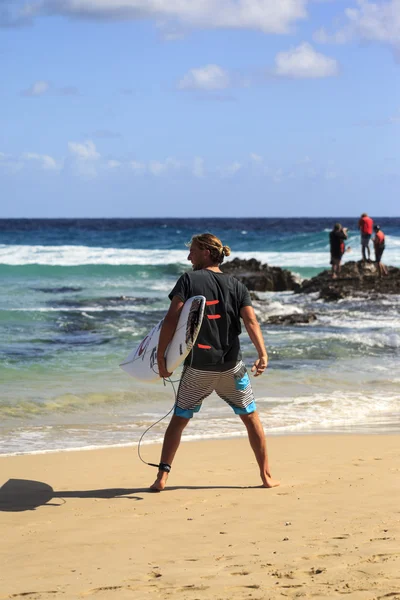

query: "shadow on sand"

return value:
[0, 479, 255, 512]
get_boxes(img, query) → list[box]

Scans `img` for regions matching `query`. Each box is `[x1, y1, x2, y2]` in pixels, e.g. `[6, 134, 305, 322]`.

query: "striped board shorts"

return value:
[174, 361, 256, 419]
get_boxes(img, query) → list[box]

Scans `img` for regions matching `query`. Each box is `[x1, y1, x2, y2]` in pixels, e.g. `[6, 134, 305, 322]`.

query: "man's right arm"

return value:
[240, 305, 268, 377]
[157, 296, 184, 378]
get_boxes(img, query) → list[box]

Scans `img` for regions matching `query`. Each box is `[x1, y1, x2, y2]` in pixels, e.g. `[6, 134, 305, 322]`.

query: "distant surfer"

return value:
[329, 223, 348, 279]
[358, 213, 374, 262]
[373, 225, 388, 277]
[150, 233, 279, 491]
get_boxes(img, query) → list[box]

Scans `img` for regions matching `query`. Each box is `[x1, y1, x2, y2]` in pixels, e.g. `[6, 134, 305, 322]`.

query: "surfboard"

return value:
[120, 295, 206, 382]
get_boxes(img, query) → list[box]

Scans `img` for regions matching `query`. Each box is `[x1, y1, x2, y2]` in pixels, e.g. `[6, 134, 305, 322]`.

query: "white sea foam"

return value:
[255, 391, 400, 434]
[337, 331, 400, 348]
[7, 304, 165, 314]
[1, 388, 399, 456]
[254, 300, 304, 320]
[0, 245, 187, 266]
[319, 314, 400, 330]
[1, 244, 400, 268]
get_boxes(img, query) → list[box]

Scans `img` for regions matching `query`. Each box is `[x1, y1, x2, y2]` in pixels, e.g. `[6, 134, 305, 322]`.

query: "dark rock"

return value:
[221, 258, 300, 292]
[297, 260, 400, 300]
[266, 312, 317, 325]
[319, 287, 347, 302]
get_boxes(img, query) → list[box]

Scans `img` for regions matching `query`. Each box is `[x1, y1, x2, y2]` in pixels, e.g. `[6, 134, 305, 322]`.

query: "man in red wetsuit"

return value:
[373, 225, 388, 277]
[358, 213, 373, 262]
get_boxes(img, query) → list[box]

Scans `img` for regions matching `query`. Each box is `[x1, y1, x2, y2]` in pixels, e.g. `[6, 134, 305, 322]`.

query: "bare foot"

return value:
[150, 472, 168, 492]
[261, 472, 280, 488]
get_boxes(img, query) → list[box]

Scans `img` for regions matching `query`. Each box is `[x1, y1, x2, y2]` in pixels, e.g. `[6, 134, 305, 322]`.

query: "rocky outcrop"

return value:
[297, 261, 400, 299]
[266, 312, 317, 325]
[221, 258, 300, 292]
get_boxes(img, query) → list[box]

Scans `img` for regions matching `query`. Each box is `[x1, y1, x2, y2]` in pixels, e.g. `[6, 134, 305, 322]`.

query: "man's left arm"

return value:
[240, 305, 268, 377]
[157, 296, 184, 378]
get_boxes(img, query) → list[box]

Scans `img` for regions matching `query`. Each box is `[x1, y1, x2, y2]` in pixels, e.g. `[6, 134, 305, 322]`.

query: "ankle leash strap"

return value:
[148, 462, 171, 473]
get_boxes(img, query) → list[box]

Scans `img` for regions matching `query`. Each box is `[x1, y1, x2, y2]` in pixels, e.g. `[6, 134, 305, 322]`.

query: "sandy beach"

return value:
[1, 434, 399, 600]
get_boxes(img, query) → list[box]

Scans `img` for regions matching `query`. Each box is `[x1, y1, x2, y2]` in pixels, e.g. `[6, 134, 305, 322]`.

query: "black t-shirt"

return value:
[329, 230, 346, 258]
[169, 269, 252, 370]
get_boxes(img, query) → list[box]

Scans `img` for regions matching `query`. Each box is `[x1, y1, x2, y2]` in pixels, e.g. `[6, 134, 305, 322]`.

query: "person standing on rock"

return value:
[373, 225, 388, 277]
[329, 223, 348, 279]
[150, 232, 279, 492]
[358, 213, 374, 262]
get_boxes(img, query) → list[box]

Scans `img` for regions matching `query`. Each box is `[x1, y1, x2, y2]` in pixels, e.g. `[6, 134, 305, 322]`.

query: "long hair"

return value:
[188, 233, 231, 264]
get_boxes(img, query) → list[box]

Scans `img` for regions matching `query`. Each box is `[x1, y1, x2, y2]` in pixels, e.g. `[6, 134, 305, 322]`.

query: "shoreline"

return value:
[1, 427, 399, 459]
[1, 434, 399, 598]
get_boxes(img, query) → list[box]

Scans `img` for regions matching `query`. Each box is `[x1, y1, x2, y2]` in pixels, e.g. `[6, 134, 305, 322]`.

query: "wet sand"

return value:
[1, 434, 399, 599]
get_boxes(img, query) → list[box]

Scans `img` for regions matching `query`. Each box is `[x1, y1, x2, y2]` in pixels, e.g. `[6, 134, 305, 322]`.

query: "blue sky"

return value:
[0, 0, 399, 218]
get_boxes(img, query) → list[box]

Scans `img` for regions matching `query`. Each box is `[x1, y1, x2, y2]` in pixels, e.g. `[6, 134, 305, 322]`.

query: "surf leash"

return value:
[137, 349, 196, 471]
[136, 375, 179, 472]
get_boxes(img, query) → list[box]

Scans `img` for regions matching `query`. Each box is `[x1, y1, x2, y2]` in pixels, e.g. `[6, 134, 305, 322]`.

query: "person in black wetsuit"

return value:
[329, 223, 348, 279]
[150, 233, 279, 492]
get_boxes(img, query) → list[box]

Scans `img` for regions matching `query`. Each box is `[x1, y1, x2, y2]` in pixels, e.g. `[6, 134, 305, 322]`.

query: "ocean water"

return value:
[1, 217, 399, 456]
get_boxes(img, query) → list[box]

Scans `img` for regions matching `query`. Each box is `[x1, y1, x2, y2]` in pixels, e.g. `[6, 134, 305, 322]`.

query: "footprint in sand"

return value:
[185, 558, 199, 562]
[83, 586, 124, 596]
[243, 584, 260, 589]
[364, 553, 400, 563]
[9, 593, 60, 598]
[148, 571, 162, 579]
[180, 584, 209, 591]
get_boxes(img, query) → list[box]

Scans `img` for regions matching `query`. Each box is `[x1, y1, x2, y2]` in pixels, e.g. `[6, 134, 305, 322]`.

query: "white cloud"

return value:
[250, 153, 263, 163]
[218, 161, 242, 177]
[14, 0, 308, 34]
[314, 0, 400, 47]
[192, 156, 205, 178]
[130, 160, 146, 174]
[22, 152, 60, 170]
[148, 161, 166, 176]
[274, 42, 339, 78]
[21, 80, 50, 97]
[0, 152, 24, 174]
[300, 155, 312, 164]
[68, 139, 100, 178]
[107, 160, 121, 169]
[178, 65, 230, 91]
[313, 27, 350, 44]
[20, 81, 80, 97]
[272, 168, 285, 183]
[155, 20, 186, 41]
[68, 140, 100, 161]
[148, 157, 181, 176]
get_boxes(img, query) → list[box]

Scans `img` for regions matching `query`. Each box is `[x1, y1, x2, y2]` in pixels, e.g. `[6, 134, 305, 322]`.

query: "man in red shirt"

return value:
[358, 213, 374, 262]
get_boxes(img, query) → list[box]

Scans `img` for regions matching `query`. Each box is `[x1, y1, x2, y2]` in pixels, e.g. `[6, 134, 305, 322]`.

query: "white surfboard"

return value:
[120, 295, 206, 382]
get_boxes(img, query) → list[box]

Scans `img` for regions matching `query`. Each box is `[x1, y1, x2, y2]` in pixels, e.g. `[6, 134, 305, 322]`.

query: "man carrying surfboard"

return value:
[151, 233, 279, 492]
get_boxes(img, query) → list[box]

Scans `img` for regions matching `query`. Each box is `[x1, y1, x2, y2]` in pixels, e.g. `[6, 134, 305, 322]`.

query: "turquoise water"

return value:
[1, 218, 400, 454]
